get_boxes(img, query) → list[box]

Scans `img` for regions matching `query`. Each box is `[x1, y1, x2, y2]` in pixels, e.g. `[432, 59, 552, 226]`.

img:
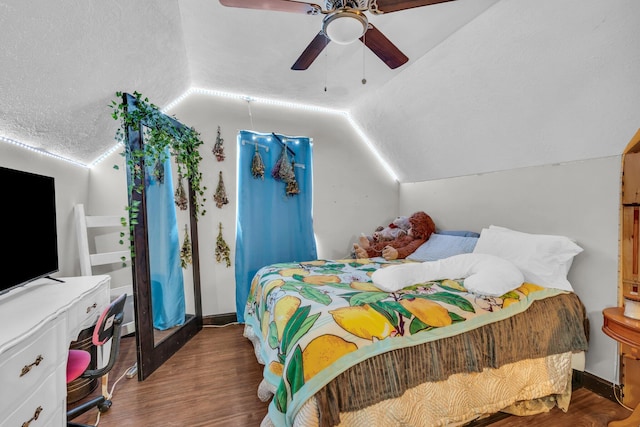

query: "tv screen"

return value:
[0, 166, 58, 294]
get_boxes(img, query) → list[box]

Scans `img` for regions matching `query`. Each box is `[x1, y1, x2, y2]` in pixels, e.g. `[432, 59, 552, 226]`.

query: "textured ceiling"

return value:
[0, 0, 496, 168]
[1, 0, 639, 182]
[0, 1, 190, 164]
[180, 0, 500, 109]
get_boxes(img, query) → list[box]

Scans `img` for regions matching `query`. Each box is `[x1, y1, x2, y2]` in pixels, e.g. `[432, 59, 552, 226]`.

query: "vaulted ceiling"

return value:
[1, 0, 639, 182]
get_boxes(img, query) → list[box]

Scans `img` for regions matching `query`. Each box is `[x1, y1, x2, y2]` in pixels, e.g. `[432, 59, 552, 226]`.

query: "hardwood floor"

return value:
[69, 325, 634, 426]
[70, 324, 268, 427]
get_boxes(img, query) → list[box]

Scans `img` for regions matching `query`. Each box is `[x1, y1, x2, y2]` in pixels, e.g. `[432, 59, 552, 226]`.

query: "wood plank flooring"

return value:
[69, 324, 634, 426]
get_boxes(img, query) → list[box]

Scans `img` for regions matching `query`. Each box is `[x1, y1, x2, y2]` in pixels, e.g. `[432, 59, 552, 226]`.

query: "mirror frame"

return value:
[123, 92, 203, 380]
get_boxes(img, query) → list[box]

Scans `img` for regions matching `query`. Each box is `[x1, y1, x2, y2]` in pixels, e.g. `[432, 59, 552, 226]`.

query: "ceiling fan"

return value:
[219, 0, 456, 70]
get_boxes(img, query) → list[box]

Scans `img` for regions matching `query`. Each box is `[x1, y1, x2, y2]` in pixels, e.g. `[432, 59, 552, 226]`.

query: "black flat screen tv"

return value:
[0, 166, 59, 295]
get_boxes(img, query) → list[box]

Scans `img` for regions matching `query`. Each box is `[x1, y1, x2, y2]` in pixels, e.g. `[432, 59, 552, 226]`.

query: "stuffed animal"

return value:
[373, 216, 411, 242]
[361, 216, 411, 245]
[354, 211, 436, 261]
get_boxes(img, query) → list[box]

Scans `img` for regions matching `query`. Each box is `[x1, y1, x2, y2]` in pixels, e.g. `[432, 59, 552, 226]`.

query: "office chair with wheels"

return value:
[66, 293, 127, 426]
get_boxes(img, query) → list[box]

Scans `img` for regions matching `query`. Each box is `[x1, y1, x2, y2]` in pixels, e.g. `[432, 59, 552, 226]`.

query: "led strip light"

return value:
[0, 135, 87, 168]
[2, 88, 399, 182]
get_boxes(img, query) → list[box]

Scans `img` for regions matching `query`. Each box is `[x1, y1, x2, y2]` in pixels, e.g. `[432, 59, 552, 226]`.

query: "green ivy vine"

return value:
[110, 91, 207, 256]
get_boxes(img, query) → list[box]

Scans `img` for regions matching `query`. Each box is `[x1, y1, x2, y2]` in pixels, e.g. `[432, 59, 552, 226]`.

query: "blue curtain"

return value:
[145, 152, 186, 330]
[235, 131, 317, 323]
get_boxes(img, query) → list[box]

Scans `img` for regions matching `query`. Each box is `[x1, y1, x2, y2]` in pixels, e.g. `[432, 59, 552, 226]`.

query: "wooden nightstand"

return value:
[608, 130, 640, 426]
[603, 307, 640, 427]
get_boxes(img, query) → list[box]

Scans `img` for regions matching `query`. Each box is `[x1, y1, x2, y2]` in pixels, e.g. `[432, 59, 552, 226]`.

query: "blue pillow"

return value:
[407, 234, 479, 262]
[437, 230, 480, 238]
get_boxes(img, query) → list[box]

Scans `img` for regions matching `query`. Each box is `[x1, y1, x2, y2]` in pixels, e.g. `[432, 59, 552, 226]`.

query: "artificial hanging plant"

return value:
[110, 91, 207, 252]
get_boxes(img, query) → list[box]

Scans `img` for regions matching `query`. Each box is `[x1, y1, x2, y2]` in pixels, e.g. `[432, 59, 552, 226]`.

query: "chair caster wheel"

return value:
[98, 400, 112, 413]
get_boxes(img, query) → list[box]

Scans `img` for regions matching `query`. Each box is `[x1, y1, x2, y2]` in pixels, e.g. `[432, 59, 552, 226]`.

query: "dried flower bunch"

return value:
[212, 125, 225, 162]
[214, 171, 229, 208]
[216, 222, 231, 267]
[180, 225, 192, 268]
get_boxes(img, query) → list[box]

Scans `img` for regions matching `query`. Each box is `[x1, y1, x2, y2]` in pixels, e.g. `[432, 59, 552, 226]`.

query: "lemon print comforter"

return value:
[244, 258, 569, 427]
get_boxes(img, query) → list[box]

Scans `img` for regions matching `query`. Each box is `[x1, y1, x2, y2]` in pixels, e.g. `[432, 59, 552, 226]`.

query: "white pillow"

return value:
[372, 253, 524, 296]
[472, 226, 583, 291]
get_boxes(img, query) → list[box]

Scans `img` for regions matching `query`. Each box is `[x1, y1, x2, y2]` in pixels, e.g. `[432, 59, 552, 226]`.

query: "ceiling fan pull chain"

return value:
[324, 49, 328, 92]
[362, 32, 367, 85]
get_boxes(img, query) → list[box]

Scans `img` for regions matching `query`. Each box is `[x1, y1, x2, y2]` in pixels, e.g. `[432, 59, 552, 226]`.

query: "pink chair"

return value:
[66, 293, 127, 426]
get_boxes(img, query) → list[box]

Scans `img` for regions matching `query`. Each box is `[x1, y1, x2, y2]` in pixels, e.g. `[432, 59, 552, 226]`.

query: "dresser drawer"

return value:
[0, 365, 65, 427]
[69, 283, 110, 335]
[622, 343, 640, 360]
[0, 315, 66, 416]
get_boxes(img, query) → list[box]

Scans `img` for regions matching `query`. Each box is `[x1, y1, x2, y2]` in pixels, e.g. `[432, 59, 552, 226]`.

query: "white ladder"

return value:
[74, 204, 135, 336]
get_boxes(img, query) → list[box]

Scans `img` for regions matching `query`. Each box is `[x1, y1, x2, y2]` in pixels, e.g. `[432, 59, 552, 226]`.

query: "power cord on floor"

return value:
[612, 349, 634, 412]
[86, 323, 243, 425]
[612, 381, 634, 412]
[87, 364, 134, 426]
[204, 322, 240, 328]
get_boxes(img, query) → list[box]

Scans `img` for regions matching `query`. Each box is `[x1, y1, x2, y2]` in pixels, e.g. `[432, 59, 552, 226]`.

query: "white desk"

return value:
[0, 275, 110, 426]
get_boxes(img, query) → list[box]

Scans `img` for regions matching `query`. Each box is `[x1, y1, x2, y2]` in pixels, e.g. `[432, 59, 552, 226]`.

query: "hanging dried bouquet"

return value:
[213, 171, 229, 208]
[216, 222, 231, 267]
[180, 225, 192, 268]
[212, 125, 225, 162]
[251, 143, 265, 179]
[174, 174, 188, 210]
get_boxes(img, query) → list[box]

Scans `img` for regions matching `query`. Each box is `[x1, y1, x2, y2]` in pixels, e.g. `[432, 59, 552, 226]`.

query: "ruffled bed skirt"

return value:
[259, 352, 573, 427]
[245, 291, 587, 426]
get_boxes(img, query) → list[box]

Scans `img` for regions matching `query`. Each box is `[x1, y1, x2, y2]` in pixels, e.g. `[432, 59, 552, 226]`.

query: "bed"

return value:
[243, 226, 589, 426]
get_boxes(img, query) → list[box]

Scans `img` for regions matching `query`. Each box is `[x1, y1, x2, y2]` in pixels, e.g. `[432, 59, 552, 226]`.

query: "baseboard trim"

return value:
[203, 312, 238, 326]
[581, 370, 620, 403]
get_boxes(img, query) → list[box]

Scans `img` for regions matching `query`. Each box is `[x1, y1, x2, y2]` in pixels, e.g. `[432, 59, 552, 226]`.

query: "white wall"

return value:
[399, 156, 620, 383]
[84, 149, 131, 292]
[351, 0, 640, 183]
[164, 93, 398, 315]
[1, 94, 398, 318]
[0, 143, 91, 279]
[2, 92, 626, 385]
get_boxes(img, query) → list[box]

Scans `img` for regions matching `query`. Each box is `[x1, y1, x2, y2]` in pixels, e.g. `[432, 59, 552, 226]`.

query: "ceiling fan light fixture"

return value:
[323, 10, 368, 45]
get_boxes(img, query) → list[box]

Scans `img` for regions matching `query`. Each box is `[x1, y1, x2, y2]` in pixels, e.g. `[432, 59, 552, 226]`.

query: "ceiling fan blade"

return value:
[360, 24, 408, 69]
[291, 32, 330, 70]
[219, 0, 321, 15]
[370, 0, 456, 14]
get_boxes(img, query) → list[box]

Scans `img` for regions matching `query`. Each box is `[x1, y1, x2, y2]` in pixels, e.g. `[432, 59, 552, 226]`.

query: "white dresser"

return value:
[0, 275, 110, 427]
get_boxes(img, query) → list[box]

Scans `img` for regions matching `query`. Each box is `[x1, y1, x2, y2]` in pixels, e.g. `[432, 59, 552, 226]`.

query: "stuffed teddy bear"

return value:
[354, 211, 436, 261]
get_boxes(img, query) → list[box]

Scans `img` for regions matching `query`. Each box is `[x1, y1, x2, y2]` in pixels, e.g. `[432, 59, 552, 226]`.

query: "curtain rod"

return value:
[271, 132, 296, 157]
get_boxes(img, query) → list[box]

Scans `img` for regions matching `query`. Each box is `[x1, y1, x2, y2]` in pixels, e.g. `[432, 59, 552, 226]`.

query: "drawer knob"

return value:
[21, 406, 43, 427]
[20, 355, 44, 377]
[86, 302, 97, 313]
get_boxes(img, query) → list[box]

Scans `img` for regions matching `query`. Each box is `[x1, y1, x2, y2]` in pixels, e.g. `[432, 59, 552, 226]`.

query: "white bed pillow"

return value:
[472, 226, 583, 291]
[407, 234, 478, 262]
[372, 253, 524, 296]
